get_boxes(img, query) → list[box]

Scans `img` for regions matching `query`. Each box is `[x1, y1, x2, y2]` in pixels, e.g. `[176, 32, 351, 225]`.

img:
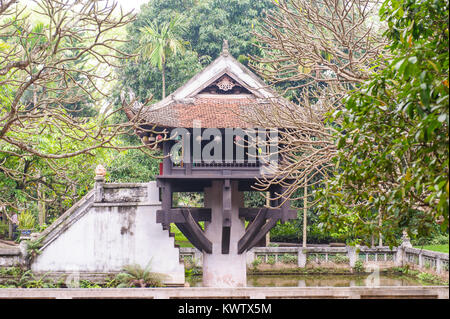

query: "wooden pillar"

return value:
[161, 180, 172, 231]
[222, 179, 232, 254]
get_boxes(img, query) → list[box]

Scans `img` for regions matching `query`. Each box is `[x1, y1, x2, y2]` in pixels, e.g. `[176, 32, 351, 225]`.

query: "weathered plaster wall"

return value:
[31, 182, 184, 285]
[202, 180, 247, 287]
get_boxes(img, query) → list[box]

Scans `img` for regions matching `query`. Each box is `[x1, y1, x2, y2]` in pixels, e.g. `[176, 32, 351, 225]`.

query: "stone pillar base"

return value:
[202, 180, 246, 287]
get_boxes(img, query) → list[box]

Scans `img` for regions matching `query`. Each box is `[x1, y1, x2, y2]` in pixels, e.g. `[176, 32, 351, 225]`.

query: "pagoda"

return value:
[126, 41, 297, 287]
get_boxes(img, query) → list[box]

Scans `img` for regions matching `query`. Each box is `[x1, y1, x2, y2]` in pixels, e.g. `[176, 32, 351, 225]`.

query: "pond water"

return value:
[187, 274, 430, 287]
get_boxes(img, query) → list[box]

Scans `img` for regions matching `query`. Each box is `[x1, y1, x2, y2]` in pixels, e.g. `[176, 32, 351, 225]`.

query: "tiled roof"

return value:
[132, 96, 269, 128]
[125, 44, 291, 129]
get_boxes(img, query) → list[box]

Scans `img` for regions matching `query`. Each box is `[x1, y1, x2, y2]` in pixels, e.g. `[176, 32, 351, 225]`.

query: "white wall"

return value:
[31, 182, 184, 285]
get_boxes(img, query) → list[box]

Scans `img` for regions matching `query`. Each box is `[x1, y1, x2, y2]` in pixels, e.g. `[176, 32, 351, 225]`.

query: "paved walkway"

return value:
[0, 286, 448, 299]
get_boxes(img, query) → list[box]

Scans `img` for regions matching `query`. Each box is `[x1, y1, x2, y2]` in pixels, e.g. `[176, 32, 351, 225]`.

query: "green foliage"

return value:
[416, 272, 447, 285]
[411, 232, 449, 246]
[280, 254, 298, 264]
[0, 222, 9, 238]
[18, 211, 36, 230]
[353, 260, 365, 273]
[317, 0, 449, 247]
[137, 14, 187, 98]
[3, 270, 55, 288]
[266, 256, 276, 265]
[118, 0, 273, 101]
[330, 254, 350, 264]
[107, 149, 160, 183]
[173, 192, 204, 207]
[0, 266, 25, 277]
[114, 263, 167, 288]
[26, 237, 44, 262]
[414, 244, 449, 253]
[78, 279, 102, 288]
[251, 258, 262, 269]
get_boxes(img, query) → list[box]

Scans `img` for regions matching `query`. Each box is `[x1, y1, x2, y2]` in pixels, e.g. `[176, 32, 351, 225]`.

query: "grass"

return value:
[170, 224, 194, 248]
[414, 244, 449, 253]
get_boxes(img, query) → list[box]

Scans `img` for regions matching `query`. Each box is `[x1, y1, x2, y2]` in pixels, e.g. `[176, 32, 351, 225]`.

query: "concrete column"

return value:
[94, 176, 104, 203]
[347, 246, 357, 268]
[19, 241, 28, 266]
[298, 248, 307, 267]
[202, 180, 246, 287]
[395, 246, 405, 267]
[436, 257, 442, 274]
[246, 248, 256, 266]
[94, 165, 106, 203]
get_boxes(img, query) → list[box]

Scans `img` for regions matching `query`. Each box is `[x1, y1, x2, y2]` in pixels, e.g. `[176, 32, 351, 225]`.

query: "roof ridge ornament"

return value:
[221, 39, 229, 56]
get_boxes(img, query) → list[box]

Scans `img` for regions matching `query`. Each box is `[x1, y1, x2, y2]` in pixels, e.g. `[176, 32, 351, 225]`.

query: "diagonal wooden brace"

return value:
[176, 209, 212, 254]
[237, 208, 268, 254]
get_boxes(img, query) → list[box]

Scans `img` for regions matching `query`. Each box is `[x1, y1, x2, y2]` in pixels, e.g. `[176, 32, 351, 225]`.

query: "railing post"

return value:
[298, 248, 307, 267]
[347, 246, 357, 268]
[436, 257, 442, 274]
[94, 164, 106, 203]
[246, 248, 256, 266]
[395, 246, 405, 267]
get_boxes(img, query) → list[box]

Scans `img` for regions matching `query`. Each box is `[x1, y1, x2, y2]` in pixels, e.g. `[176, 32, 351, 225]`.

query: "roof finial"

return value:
[222, 39, 229, 56]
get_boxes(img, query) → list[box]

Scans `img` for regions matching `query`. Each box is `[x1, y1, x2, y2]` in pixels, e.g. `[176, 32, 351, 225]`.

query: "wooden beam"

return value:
[242, 217, 279, 254]
[221, 227, 231, 254]
[176, 209, 212, 254]
[157, 208, 211, 224]
[237, 208, 267, 254]
[160, 180, 172, 231]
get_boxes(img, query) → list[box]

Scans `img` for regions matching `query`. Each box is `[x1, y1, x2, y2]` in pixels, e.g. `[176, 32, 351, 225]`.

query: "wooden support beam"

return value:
[176, 209, 212, 254]
[157, 208, 211, 224]
[241, 217, 279, 254]
[221, 227, 231, 255]
[160, 180, 172, 231]
[237, 208, 268, 254]
[222, 179, 232, 227]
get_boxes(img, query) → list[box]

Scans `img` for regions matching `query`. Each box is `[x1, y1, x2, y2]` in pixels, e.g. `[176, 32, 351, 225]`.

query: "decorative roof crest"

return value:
[221, 39, 229, 56]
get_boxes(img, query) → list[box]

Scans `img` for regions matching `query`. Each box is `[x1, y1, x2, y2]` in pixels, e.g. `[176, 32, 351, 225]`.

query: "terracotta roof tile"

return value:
[138, 96, 265, 128]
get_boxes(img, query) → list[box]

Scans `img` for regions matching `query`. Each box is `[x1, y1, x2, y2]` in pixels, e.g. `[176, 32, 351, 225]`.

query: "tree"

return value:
[239, 0, 386, 246]
[316, 0, 449, 247]
[244, 0, 385, 220]
[0, 0, 159, 224]
[117, 0, 274, 103]
[137, 15, 186, 99]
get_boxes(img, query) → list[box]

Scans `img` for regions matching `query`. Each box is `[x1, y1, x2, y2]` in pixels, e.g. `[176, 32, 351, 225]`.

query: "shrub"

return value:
[411, 232, 449, 246]
[115, 263, 167, 288]
[18, 211, 36, 230]
[331, 254, 350, 264]
[267, 256, 276, 265]
[251, 258, 262, 269]
[353, 260, 365, 273]
[280, 254, 298, 264]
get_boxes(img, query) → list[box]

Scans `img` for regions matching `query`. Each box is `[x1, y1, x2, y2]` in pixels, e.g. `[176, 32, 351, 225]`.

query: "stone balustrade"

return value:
[179, 245, 449, 275]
